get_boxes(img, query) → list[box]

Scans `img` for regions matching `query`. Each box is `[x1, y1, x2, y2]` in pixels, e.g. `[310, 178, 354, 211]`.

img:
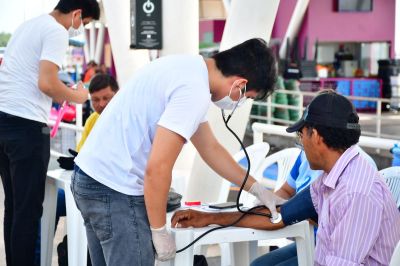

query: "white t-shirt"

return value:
[75, 55, 211, 195]
[0, 14, 68, 123]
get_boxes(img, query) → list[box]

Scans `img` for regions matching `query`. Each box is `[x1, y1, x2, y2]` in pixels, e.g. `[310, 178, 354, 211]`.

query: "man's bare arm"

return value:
[190, 122, 256, 191]
[38, 60, 88, 103]
[145, 126, 185, 228]
[171, 208, 284, 231]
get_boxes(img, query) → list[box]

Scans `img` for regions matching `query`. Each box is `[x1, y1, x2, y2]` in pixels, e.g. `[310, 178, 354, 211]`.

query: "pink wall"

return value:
[199, 20, 225, 44]
[272, 0, 396, 59]
[272, 0, 298, 39]
[306, 0, 395, 58]
[213, 20, 225, 43]
[199, 20, 214, 43]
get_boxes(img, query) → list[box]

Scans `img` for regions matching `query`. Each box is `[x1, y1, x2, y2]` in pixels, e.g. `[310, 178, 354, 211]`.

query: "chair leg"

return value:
[232, 242, 251, 266]
[64, 184, 88, 266]
[172, 230, 194, 266]
[295, 236, 308, 266]
[41, 179, 57, 266]
[248, 241, 258, 262]
[220, 243, 235, 266]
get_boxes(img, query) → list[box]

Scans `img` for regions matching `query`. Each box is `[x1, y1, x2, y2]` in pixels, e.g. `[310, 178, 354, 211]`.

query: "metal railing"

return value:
[249, 90, 399, 140]
[252, 123, 398, 151]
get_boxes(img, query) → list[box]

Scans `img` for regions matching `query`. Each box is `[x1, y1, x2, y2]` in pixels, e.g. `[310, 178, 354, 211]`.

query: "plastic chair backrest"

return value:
[217, 142, 270, 202]
[256, 147, 301, 190]
[390, 240, 400, 266]
[379, 166, 400, 208]
[239, 147, 301, 206]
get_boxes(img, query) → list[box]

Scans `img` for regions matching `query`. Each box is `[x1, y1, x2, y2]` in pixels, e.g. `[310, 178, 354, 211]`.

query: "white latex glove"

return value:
[249, 182, 287, 219]
[151, 225, 176, 261]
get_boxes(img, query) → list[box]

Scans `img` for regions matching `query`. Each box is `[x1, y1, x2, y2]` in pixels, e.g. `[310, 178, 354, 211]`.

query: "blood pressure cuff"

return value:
[280, 185, 318, 225]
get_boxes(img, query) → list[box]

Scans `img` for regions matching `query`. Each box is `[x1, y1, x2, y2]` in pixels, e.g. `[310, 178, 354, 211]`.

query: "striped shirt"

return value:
[310, 145, 400, 266]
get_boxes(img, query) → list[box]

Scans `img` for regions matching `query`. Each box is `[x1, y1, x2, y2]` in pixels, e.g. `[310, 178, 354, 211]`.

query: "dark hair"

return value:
[212, 38, 277, 100]
[89, 74, 119, 94]
[303, 117, 361, 152]
[55, 0, 100, 20]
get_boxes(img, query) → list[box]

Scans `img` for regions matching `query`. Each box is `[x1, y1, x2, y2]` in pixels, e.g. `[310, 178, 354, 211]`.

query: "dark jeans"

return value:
[251, 243, 298, 266]
[0, 111, 50, 266]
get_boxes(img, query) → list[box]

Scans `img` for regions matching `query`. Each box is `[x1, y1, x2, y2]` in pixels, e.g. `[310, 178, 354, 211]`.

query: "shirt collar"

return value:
[322, 145, 359, 189]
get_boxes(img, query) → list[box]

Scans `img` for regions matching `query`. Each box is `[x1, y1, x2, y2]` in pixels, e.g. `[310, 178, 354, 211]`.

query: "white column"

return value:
[184, 0, 281, 202]
[395, 0, 400, 58]
[222, 0, 232, 14]
[94, 23, 105, 64]
[162, 0, 199, 180]
[83, 30, 90, 64]
[220, 0, 280, 51]
[102, 0, 150, 86]
[279, 0, 310, 59]
[159, 0, 199, 56]
[89, 23, 96, 62]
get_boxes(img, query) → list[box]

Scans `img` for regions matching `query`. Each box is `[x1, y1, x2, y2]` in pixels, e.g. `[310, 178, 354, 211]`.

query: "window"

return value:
[336, 0, 373, 12]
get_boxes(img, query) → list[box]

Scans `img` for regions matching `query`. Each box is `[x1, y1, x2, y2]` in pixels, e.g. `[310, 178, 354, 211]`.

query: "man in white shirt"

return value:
[72, 38, 281, 265]
[0, 0, 99, 265]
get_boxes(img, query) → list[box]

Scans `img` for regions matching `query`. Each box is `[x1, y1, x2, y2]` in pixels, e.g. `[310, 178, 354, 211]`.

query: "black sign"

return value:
[130, 0, 162, 49]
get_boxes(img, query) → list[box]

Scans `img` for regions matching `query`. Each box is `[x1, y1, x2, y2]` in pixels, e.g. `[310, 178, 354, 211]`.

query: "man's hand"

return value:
[171, 209, 212, 228]
[57, 149, 78, 170]
[249, 182, 287, 219]
[151, 225, 176, 261]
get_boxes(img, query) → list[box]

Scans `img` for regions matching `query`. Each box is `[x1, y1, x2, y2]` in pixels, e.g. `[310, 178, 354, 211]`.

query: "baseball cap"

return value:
[286, 91, 360, 133]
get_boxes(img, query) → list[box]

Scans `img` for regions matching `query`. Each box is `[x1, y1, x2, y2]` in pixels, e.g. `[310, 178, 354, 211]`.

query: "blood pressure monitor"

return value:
[280, 186, 318, 225]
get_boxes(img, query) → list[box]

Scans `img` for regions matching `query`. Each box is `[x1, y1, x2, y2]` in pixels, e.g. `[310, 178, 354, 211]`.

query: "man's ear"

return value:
[313, 129, 328, 150]
[312, 128, 322, 145]
[233, 78, 248, 89]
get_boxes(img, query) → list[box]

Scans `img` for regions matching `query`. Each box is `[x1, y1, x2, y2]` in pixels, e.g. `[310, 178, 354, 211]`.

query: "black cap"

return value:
[286, 91, 360, 133]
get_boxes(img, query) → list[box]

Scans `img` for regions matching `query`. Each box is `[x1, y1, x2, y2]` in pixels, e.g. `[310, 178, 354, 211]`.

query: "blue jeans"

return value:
[251, 243, 298, 266]
[71, 166, 155, 266]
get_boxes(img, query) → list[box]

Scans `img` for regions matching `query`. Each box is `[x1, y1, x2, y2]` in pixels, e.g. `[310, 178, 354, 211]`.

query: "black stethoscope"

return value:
[176, 105, 276, 253]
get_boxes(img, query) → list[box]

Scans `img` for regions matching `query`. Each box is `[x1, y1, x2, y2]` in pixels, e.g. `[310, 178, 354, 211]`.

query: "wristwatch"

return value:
[270, 213, 282, 224]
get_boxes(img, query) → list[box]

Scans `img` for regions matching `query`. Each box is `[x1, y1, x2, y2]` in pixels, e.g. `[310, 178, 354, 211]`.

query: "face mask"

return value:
[213, 83, 247, 110]
[68, 13, 84, 38]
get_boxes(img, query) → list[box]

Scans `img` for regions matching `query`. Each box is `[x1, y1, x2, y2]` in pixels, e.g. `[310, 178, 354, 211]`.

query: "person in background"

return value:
[0, 0, 100, 265]
[172, 91, 400, 266]
[71, 38, 282, 265]
[82, 60, 98, 83]
[77, 73, 119, 150]
[57, 73, 119, 170]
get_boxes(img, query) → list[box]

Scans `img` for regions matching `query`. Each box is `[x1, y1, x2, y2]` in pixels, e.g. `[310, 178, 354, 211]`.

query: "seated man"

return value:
[251, 147, 377, 266]
[57, 73, 119, 167]
[172, 90, 400, 265]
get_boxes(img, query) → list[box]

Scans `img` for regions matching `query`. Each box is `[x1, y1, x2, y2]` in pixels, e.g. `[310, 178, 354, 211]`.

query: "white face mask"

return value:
[213, 83, 247, 110]
[68, 13, 84, 38]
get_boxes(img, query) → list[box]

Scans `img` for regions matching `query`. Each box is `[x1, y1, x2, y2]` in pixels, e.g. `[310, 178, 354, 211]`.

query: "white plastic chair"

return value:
[379, 166, 400, 208]
[390, 240, 400, 266]
[41, 169, 87, 266]
[240, 147, 301, 207]
[218, 147, 301, 266]
[213, 142, 270, 266]
[217, 142, 271, 203]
